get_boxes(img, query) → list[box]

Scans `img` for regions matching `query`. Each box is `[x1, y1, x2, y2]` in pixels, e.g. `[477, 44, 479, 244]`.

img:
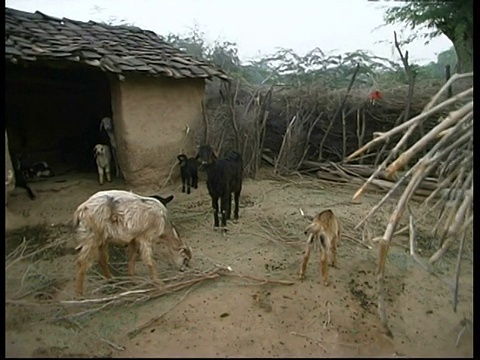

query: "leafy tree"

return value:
[383, 0, 473, 73]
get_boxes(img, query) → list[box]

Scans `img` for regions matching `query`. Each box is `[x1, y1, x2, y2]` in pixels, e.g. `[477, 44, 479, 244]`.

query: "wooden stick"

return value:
[6, 238, 68, 270]
[408, 212, 433, 274]
[429, 185, 472, 264]
[393, 31, 415, 123]
[452, 225, 467, 313]
[318, 63, 360, 160]
[385, 104, 473, 177]
[375, 161, 431, 337]
[127, 283, 201, 338]
[423, 72, 473, 112]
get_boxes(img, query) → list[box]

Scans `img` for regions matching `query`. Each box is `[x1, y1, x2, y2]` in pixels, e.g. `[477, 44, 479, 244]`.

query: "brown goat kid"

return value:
[73, 190, 192, 296]
[299, 209, 340, 286]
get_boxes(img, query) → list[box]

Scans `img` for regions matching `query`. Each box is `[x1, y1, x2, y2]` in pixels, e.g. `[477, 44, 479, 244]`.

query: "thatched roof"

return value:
[5, 7, 229, 81]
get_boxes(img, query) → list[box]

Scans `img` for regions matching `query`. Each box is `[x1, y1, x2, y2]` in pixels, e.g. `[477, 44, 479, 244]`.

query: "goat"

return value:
[100, 117, 120, 178]
[177, 154, 198, 194]
[11, 154, 36, 200]
[94, 144, 112, 185]
[299, 209, 340, 286]
[73, 190, 192, 296]
[32, 161, 54, 178]
[21, 161, 54, 179]
[195, 145, 243, 228]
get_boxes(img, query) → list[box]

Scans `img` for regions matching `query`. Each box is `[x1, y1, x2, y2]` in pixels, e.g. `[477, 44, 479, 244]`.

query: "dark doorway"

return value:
[6, 62, 113, 175]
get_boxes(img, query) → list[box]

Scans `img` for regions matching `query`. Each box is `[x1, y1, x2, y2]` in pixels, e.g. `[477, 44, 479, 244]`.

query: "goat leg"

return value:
[193, 174, 198, 189]
[233, 190, 240, 220]
[15, 175, 36, 199]
[75, 244, 97, 296]
[212, 197, 220, 227]
[106, 169, 112, 183]
[138, 240, 161, 286]
[224, 191, 232, 220]
[320, 247, 330, 286]
[127, 240, 137, 276]
[299, 234, 314, 279]
[330, 236, 338, 268]
[186, 176, 191, 194]
[221, 194, 229, 227]
[97, 166, 104, 185]
[21, 183, 36, 199]
[98, 244, 113, 279]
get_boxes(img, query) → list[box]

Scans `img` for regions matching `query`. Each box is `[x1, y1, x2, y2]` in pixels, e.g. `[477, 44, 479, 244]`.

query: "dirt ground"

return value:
[5, 167, 473, 358]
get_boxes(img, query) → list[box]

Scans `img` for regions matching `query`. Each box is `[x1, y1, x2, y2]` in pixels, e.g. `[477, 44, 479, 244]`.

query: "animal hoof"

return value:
[324, 281, 330, 287]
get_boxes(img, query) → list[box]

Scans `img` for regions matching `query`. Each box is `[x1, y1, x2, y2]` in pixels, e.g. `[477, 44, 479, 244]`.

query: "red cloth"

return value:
[368, 90, 382, 100]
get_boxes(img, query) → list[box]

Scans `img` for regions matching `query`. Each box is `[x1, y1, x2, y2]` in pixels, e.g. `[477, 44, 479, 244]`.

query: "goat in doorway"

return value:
[100, 117, 120, 178]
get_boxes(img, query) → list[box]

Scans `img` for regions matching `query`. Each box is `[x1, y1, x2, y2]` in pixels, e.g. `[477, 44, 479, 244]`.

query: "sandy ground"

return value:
[5, 167, 473, 358]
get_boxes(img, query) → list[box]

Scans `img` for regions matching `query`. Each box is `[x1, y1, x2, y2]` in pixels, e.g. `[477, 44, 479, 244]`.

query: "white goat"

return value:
[94, 144, 112, 185]
[73, 189, 192, 296]
[99, 117, 120, 178]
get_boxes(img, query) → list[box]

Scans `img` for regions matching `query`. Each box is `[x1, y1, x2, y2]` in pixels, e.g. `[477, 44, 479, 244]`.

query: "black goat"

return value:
[195, 145, 243, 228]
[12, 155, 36, 200]
[177, 154, 198, 195]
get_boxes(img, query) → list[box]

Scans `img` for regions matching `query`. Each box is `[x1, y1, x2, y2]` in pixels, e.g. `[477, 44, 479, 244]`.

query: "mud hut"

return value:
[5, 7, 228, 187]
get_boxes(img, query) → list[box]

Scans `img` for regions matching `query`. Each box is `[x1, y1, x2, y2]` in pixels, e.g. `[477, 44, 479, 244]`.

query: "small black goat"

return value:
[195, 145, 243, 228]
[177, 154, 198, 195]
[12, 155, 36, 200]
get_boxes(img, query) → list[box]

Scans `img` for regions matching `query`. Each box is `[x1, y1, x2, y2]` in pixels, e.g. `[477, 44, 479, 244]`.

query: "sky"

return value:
[6, 0, 453, 65]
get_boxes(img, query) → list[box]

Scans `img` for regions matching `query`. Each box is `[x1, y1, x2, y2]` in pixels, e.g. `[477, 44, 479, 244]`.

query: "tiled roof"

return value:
[5, 7, 229, 81]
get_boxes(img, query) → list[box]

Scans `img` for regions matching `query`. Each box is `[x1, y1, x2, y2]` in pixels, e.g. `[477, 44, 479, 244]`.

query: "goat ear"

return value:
[179, 245, 192, 257]
[164, 195, 174, 205]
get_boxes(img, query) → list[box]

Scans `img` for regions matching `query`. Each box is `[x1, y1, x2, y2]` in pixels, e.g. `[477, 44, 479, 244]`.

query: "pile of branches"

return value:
[198, 73, 447, 178]
[346, 72, 474, 338]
